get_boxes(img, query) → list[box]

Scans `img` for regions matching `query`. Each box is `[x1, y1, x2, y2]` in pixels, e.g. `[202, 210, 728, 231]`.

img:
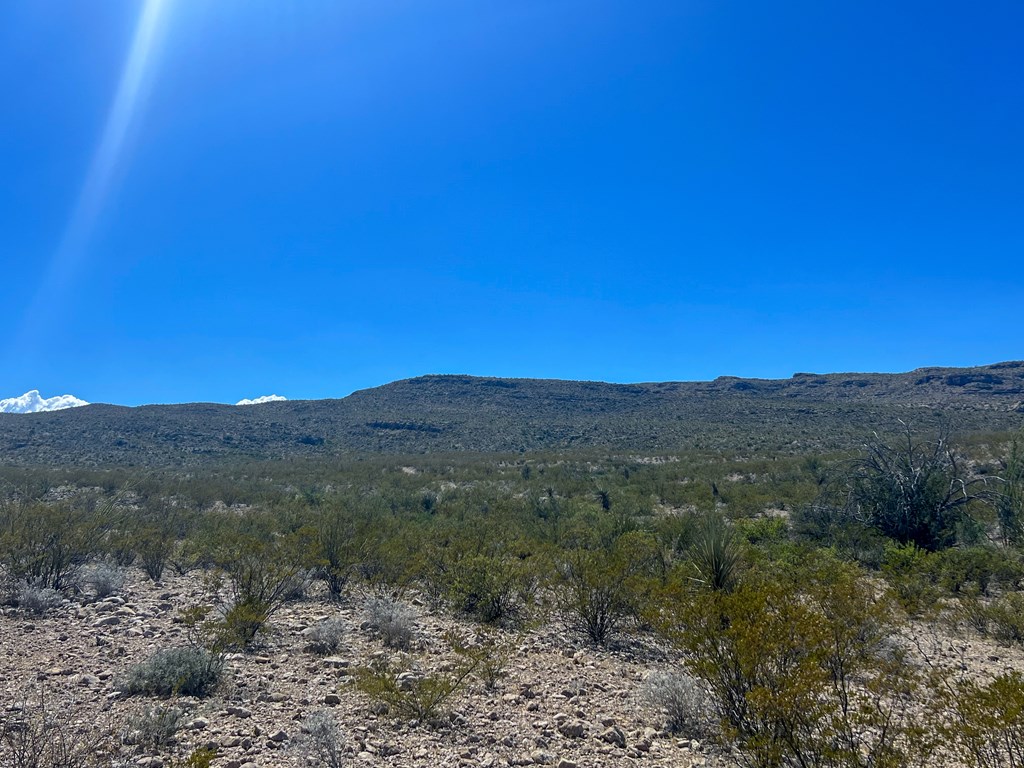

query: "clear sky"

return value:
[2, 1, 1021, 405]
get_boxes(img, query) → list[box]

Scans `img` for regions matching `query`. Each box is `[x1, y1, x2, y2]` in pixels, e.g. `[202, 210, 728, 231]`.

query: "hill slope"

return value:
[1, 362, 1022, 467]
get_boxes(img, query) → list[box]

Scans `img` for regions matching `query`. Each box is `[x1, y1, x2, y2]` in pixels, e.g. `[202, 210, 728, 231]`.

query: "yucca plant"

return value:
[689, 514, 740, 593]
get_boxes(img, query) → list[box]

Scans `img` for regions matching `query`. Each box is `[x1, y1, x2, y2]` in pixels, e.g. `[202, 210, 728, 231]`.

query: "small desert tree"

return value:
[843, 423, 982, 551]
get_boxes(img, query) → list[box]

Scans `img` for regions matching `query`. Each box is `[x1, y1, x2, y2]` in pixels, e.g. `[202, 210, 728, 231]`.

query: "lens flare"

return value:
[14, 0, 169, 355]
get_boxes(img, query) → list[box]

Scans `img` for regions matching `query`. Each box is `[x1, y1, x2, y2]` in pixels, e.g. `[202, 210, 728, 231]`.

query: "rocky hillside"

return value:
[1, 362, 1022, 467]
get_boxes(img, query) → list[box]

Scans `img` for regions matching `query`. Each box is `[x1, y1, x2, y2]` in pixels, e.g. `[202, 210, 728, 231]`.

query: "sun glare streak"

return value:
[12, 0, 169, 355]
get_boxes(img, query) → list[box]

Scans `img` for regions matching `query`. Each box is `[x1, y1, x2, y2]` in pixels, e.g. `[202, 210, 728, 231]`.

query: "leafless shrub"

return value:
[0, 684, 115, 768]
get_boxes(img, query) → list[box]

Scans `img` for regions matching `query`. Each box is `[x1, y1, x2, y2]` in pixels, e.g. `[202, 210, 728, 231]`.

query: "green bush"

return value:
[842, 425, 980, 551]
[997, 438, 1024, 545]
[934, 546, 1022, 596]
[943, 671, 1024, 768]
[688, 514, 740, 593]
[880, 542, 940, 615]
[445, 554, 523, 624]
[119, 647, 223, 698]
[134, 525, 176, 582]
[984, 592, 1024, 646]
[0, 500, 111, 590]
[355, 654, 479, 726]
[668, 563, 929, 768]
[208, 521, 317, 648]
[555, 531, 656, 645]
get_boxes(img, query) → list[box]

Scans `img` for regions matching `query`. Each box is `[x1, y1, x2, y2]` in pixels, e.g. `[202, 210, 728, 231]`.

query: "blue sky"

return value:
[2, 1, 1021, 405]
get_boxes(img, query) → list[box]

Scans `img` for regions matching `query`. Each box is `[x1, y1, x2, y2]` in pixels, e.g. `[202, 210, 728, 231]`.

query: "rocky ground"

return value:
[0, 569, 733, 768]
[3, 567, 1022, 768]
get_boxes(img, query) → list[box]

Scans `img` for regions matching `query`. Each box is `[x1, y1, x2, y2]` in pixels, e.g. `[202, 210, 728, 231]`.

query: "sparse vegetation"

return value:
[297, 710, 346, 768]
[119, 647, 224, 698]
[0, 684, 114, 768]
[365, 596, 417, 650]
[641, 670, 716, 737]
[305, 616, 346, 655]
[0, 396, 1022, 767]
[355, 650, 481, 726]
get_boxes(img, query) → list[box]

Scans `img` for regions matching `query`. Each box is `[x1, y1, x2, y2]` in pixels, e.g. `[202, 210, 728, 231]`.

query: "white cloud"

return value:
[236, 394, 287, 406]
[0, 390, 89, 414]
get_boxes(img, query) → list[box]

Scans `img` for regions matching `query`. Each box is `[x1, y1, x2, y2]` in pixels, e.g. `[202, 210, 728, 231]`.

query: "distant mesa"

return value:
[0, 390, 89, 414]
[235, 394, 287, 406]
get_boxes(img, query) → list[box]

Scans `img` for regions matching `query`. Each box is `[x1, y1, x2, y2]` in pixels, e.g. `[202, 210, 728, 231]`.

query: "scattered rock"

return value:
[599, 725, 627, 748]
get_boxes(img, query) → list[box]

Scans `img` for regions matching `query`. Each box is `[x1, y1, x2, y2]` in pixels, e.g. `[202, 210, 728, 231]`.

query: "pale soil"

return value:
[2, 569, 1021, 768]
[0, 570, 730, 768]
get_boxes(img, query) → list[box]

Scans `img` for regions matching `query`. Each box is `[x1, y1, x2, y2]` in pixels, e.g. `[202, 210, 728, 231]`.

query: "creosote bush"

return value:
[555, 531, 656, 645]
[355, 652, 481, 726]
[942, 671, 1024, 768]
[667, 559, 929, 768]
[205, 519, 318, 648]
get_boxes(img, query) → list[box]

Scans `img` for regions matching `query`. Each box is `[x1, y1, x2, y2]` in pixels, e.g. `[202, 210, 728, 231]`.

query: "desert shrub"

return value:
[452, 632, 513, 691]
[180, 747, 218, 768]
[555, 531, 656, 645]
[935, 546, 1022, 596]
[209, 522, 318, 647]
[641, 670, 715, 737]
[0, 684, 115, 768]
[942, 671, 1024, 768]
[135, 526, 176, 582]
[355, 655, 479, 726]
[306, 616, 346, 655]
[83, 562, 126, 599]
[119, 647, 223, 698]
[984, 592, 1024, 646]
[445, 554, 523, 624]
[297, 710, 345, 768]
[0, 500, 111, 591]
[688, 513, 740, 592]
[311, 504, 359, 598]
[997, 437, 1024, 545]
[953, 594, 993, 636]
[15, 583, 63, 615]
[669, 562, 929, 768]
[365, 596, 416, 650]
[791, 502, 887, 567]
[842, 425, 982, 551]
[125, 704, 184, 752]
[880, 542, 941, 615]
